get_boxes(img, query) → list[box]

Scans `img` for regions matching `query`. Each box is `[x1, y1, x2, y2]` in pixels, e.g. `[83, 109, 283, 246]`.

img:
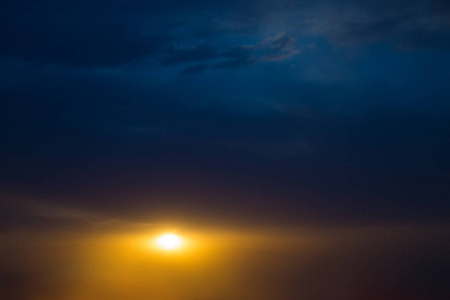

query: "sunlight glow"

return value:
[156, 234, 183, 250]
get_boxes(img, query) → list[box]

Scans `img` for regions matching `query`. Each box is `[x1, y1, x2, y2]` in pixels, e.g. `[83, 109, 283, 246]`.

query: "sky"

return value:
[1, 0, 450, 299]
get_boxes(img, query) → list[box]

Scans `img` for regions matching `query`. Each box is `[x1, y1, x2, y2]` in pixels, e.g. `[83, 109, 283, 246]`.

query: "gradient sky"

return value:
[1, 0, 450, 299]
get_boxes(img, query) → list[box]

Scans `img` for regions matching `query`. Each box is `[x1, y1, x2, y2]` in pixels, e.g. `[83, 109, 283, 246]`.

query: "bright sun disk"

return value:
[156, 234, 182, 250]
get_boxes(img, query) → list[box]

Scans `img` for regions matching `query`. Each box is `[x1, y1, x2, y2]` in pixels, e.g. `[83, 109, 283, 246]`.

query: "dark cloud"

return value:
[396, 30, 450, 51]
[181, 63, 209, 75]
[215, 46, 254, 68]
[214, 33, 299, 68]
[2, 0, 450, 70]
[0, 0, 254, 68]
[0, 5, 171, 67]
[295, 0, 450, 49]
[161, 34, 298, 71]
[162, 44, 218, 66]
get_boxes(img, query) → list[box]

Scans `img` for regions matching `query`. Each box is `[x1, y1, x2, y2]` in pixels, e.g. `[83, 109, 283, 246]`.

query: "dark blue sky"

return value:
[1, 0, 450, 227]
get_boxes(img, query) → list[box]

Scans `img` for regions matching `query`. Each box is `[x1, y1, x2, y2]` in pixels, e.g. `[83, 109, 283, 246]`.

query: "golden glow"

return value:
[155, 233, 183, 250]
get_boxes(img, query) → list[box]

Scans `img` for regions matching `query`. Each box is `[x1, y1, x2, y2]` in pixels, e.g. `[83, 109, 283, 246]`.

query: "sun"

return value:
[156, 234, 183, 250]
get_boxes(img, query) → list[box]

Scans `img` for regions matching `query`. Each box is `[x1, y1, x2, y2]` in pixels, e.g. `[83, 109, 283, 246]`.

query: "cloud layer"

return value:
[2, 0, 450, 70]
